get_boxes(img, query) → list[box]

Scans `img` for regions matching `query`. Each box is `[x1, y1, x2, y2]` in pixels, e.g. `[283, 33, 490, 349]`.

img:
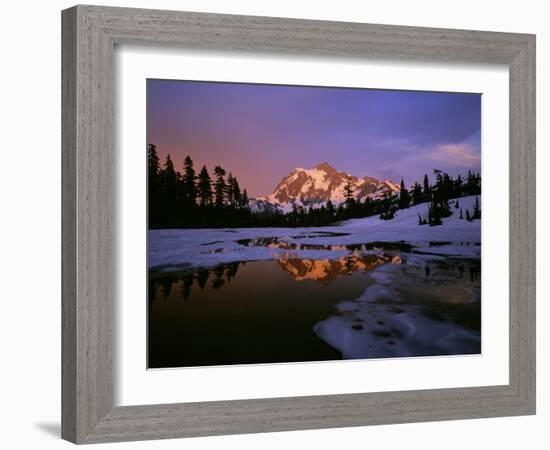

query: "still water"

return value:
[148, 247, 481, 368]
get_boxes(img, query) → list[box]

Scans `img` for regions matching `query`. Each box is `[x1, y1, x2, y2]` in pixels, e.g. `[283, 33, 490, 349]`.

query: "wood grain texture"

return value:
[61, 4, 536, 444]
[61, 6, 77, 443]
[508, 36, 536, 409]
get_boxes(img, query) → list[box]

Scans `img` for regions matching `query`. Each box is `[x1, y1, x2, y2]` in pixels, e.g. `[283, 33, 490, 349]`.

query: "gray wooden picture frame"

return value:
[62, 4, 536, 444]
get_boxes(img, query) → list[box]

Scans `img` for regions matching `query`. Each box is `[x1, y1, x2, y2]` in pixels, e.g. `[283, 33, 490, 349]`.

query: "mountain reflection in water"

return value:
[276, 254, 402, 285]
[151, 252, 401, 301]
[148, 249, 480, 368]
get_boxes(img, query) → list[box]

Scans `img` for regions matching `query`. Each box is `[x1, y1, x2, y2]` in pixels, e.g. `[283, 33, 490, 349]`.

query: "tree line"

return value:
[148, 144, 481, 228]
[415, 170, 481, 226]
[148, 144, 252, 227]
[337, 169, 481, 226]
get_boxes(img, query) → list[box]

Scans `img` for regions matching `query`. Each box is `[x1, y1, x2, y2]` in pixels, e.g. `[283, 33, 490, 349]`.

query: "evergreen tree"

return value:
[343, 176, 355, 209]
[428, 203, 442, 226]
[175, 170, 183, 202]
[472, 196, 481, 219]
[465, 170, 481, 196]
[182, 155, 196, 207]
[454, 174, 463, 198]
[232, 177, 241, 206]
[441, 173, 453, 200]
[380, 207, 395, 221]
[147, 144, 161, 221]
[326, 199, 335, 219]
[213, 166, 227, 207]
[468, 174, 474, 194]
[379, 193, 396, 220]
[322, 205, 328, 224]
[197, 165, 213, 206]
[363, 197, 374, 216]
[161, 154, 177, 202]
[427, 197, 450, 226]
[226, 173, 235, 205]
[147, 144, 160, 191]
[398, 179, 411, 209]
[240, 189, 250, 209]
[423, 174, 431, 202]
[412, 182, 423, 205]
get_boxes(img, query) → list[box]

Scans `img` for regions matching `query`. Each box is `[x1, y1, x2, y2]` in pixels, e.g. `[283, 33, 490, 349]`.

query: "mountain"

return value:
[258, 162, 399, 210]
[248, 198, 283, 215]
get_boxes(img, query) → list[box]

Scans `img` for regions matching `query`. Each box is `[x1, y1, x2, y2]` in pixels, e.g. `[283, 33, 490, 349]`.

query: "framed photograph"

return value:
[62, 5, 536, 444]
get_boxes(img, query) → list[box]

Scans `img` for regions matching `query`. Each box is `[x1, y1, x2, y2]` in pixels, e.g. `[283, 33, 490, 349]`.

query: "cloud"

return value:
[423, 144, 481, 168]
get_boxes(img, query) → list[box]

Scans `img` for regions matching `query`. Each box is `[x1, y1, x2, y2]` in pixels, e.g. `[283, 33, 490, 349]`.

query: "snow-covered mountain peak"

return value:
[313, 162, 338, 173]
[262, 163, 399, 209]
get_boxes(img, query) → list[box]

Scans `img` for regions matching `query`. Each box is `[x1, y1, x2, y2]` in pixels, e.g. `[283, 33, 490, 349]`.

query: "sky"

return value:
[147, 79, 481, 198]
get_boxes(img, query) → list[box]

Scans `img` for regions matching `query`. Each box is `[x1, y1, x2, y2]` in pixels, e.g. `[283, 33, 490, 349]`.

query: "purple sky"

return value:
[147, 79, 481, 198]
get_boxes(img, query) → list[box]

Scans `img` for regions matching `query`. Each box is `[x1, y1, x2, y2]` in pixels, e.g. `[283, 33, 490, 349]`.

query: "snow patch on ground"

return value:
[149, 196, 481, 270]
[313, 262, 481, 359]
[314, 303, 480, 359]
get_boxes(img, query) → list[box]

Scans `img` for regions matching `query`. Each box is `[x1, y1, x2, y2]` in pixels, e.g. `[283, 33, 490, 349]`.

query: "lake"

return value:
[148, 243, 481, 368]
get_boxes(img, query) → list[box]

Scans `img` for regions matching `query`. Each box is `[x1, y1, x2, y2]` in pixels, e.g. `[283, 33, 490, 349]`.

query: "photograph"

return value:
[147, 79, 482, 369]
